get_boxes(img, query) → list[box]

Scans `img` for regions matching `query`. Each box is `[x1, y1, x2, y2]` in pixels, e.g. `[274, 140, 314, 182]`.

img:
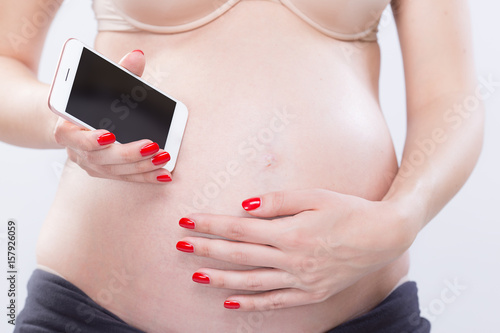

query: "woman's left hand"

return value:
[176, 189, 417, 311]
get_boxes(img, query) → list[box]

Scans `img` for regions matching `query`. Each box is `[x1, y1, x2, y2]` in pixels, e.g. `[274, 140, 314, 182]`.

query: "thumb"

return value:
[118, 49, 146, 77]
[241, 189, 326, 217]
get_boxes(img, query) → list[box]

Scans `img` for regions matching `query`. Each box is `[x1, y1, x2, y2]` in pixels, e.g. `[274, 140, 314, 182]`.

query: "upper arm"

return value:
[0, 0, 63, 72]
[392, 0, 477, 115]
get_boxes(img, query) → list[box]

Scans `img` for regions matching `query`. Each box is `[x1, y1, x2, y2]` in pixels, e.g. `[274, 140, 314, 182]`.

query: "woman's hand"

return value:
[176, 189, 418, 311]
[53, 50, 173, 184]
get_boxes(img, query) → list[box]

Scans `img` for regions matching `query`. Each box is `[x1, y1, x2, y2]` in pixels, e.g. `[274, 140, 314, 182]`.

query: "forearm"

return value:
[0, 56, 60, 148]
[383, 91, 485, 238]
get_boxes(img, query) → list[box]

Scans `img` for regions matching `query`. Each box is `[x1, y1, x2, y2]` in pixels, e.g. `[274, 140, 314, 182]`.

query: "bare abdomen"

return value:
[37, 2, 403, 332]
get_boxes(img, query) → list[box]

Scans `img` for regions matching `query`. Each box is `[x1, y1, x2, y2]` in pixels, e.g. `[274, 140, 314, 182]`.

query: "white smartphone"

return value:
[48, 38, 188, 172]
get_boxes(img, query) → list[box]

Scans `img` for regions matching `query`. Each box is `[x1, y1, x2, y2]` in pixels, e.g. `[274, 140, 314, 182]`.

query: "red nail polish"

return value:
[179, 217, 195, 229]
[192, 272, 210, 284]
[97, 133, 116, 146]
[152, 152, 171, 165]
[242, 197, 261, 211]
[140, 142, 159, 157]
[176, 241, 194, 253]
[132, 49, 144, 55]
[157, 175, 172, 182]
[224, 300, 240, 309]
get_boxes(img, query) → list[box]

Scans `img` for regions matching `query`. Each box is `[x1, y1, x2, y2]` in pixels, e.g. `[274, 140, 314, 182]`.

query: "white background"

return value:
[0, 1, 498, 332]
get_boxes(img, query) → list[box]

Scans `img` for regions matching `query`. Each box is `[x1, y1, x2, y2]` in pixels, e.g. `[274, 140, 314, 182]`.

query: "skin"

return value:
[0, 0, 483, 332]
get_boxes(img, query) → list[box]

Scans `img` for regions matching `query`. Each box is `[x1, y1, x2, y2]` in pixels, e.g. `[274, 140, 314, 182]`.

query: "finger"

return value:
[224, 288, 325, 311]
[73, 155, 173, 184]
[179, 214, 284, 246]
[118, 50, 146, 77]
[241, 189, 330, 218]
[83, 140, 162, 166]
[119, 168, 173, 184]
[92, 151, 171, 176]
[67, 146, 173, 184]
[177, 238, 286, 269]
[191, 268, 297, 291]
[54, 119, 115, 151]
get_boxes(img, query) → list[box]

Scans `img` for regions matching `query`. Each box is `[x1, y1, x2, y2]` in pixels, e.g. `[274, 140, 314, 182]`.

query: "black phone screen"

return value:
[66, 48, 176, 146]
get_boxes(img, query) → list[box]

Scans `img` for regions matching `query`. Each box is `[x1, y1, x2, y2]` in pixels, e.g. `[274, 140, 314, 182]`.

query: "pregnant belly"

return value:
[37, 92, 400, 332]
[37, 3, 402, 332]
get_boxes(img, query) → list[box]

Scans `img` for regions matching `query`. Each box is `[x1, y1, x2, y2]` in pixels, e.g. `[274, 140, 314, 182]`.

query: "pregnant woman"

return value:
[0, 0, 483, 332]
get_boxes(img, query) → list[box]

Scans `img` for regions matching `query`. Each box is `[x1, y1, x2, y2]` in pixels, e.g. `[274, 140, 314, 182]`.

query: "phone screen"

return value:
[66, 48, 176, 146]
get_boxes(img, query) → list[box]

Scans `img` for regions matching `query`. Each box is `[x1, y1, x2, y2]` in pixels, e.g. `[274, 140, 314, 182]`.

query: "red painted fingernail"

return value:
[157, 175, 172, 182]
[192, 272, 210, 284]
[132, 49, 144, 55]
[242, 197, 261, 211]
[140, 142, 159, 157]
[152, 152, 171, 165]
[179, 217, 195, 229]
[224, 300, 240, 309]
[176, 241, 194, 253]
[97, 133, 116, 146]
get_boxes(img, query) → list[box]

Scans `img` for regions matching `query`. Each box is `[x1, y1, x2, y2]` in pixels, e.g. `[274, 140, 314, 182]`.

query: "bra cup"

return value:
[95, 0, 391, 41]
[280, 0, 391, 40]
[111, 0, 240, 27]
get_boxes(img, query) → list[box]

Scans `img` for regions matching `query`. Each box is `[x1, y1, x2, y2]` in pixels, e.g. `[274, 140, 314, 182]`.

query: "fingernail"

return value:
[140, 142, 159, 157]
[224, 300, 240, 309]
[157, 175, 172, 182]
[242, 197, 261, 211]
[97, 133, 116, 146]
[179, 217, 195, 229]
[132, 49, 144, 55]
[192, 272, 210, 284]
[152, 152, 171, 165]
[176, 241, 194, 253]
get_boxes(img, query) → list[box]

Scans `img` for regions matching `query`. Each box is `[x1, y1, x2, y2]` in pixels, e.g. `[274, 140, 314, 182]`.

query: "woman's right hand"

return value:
[53, 50, 173, 184]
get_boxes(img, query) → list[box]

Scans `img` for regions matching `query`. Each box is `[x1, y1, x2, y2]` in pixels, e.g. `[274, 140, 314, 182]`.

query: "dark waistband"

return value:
[328, 280, 431, 333]
[16, 269, 430, 333]
[15, 269, 145, 333]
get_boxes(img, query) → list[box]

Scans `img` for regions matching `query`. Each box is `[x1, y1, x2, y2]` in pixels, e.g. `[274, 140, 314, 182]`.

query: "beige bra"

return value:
[93, 0, 391, 42]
